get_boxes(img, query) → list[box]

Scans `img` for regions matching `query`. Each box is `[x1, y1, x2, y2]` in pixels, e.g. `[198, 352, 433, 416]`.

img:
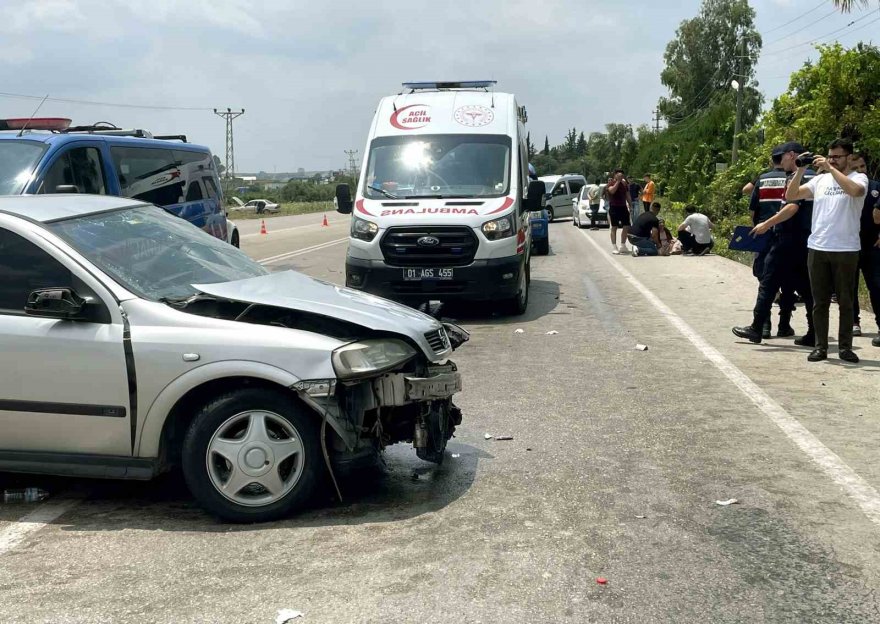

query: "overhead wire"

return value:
[761, 6, 841, 48]
[761, 8, 880, 56]
[760, 0, 828, 36]
[0, 90, 215, 112]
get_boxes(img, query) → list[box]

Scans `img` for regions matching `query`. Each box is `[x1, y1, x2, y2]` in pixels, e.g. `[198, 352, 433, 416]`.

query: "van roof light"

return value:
[401, 81, 497, 91]
[0, 118, 71, 131]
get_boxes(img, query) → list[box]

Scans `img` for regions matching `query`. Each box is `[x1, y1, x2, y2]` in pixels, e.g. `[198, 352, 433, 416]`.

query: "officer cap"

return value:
[772, 141, 806, 157]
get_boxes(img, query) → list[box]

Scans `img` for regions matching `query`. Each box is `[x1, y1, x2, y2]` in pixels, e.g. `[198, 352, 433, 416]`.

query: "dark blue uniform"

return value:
[750, 169, 816, 334]
[854, 179, 880, 330]
[749, 168, 788, 280]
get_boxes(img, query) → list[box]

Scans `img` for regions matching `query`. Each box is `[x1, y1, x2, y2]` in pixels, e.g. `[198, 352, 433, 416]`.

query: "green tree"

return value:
[527, 132, 537, 159]
[576, 131, 588, 156]
[543, 136, 550, 155]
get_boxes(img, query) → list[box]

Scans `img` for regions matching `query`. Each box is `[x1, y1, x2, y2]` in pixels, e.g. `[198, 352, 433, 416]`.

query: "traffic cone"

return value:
[260, 219, 267, 235]
[321, 214, 329, 227]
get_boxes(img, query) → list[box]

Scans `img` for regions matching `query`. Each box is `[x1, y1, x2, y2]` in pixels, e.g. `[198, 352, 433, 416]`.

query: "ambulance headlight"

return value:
[481, 214, 515, 240]
[351, 217, 379, 242]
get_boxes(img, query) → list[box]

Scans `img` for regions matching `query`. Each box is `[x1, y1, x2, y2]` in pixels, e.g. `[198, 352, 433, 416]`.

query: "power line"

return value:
[762, 8, 880, 56]
[0, 90, 213, 112]
[760, 0, 828, 36]
[761, 6, 840, 47]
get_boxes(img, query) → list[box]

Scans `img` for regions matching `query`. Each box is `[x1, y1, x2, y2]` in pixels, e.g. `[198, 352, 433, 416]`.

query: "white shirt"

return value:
[683, 213, 713, 244]
[805, 171, 868, 252]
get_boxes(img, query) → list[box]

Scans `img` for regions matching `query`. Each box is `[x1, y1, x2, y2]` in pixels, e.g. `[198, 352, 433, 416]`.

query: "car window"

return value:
[111, 146, 182, 207]
[185, 179, 204, 202]
[551, 182, 569, 197]
[40, 147, 106, 195]
[202, 176, 220, 200]
[0, 140, 48, 195]
[568, 179, 585, 195]
[0, 227, 73, 313]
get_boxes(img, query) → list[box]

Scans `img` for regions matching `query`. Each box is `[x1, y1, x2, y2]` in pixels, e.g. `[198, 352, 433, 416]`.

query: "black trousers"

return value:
[853, 243, 880, 330]
[808, 249, 860, 351]
[678, 230, 714, 254]
[752, 234, 813, 331]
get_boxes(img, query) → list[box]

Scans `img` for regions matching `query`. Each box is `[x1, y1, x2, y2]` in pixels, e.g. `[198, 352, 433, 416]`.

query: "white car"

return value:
[226, 217, 240, 248]
[0, 195, 468, 522]
[243, 199, 280, 214]
[539, 174, 586, 221]
[571, 185, 608, 228]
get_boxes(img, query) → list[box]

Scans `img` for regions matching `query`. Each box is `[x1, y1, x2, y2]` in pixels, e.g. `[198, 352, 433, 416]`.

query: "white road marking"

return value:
[257, 238, 348, 265]
[577, 228, 880, 526]
[0, 496, 84, 555]
[241, 219, 346, 239]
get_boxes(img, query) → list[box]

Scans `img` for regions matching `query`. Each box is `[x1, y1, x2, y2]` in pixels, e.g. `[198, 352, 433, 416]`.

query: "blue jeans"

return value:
[629, 235, 658, 256]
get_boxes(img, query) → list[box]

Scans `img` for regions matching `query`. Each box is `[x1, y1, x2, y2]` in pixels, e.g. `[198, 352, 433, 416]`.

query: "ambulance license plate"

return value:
[402, 268, 454, 281]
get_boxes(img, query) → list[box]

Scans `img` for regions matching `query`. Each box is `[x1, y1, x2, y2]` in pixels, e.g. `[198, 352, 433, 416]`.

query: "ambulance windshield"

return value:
[364, 134, 511, 199]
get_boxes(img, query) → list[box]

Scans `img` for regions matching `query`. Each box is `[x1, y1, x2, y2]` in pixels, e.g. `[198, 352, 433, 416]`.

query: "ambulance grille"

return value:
[380, 226, 478, 267]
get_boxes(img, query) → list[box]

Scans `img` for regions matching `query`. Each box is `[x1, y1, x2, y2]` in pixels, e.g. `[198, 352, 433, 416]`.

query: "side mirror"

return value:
[24, 288, 88, 320]
[525, 180, 545, 212]
[335, 184, 353, 214]
[55, 185, 78, 193]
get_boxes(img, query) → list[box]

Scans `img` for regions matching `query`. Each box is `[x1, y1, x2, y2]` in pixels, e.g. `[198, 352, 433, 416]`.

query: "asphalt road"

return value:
[2, 216, 880, 623]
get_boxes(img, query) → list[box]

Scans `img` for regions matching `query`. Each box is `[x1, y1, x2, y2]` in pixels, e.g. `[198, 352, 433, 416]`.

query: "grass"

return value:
[227, 201, 335, 220]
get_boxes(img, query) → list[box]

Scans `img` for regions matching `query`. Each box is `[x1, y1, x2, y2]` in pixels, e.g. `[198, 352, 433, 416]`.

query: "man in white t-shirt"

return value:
[786, 138, 868, 363]
[676, 205, 714, 255]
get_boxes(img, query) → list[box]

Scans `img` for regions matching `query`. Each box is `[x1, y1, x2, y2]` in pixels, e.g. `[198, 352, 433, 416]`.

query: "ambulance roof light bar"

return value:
[0, 118, 72, 132]
[401, 81, 497, 92]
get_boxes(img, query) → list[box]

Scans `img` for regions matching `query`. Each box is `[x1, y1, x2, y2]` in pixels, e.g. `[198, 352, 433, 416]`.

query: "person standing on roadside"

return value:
[607, 169, 631, 254]
[733, 142, 816, 346]
[848, 154, 880, 343]
[641, 174, 656, 211]
[585, 179, 602, 229]
[628, 177, 642, 222]
[786, 138, 868, 363]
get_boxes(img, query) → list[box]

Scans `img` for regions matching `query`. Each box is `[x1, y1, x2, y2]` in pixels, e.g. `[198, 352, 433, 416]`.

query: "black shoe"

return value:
[777, 325, 795, 338]
[839, 349, 859, 363]
[807, 348, 828, 362]
[873, 336, 880, 347]
[732, 326, 762, 344]
[794, 333, 816, 347]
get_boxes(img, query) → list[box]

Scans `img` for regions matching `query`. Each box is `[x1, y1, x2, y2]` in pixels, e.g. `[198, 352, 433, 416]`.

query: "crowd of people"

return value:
[731, 138, 880, 364]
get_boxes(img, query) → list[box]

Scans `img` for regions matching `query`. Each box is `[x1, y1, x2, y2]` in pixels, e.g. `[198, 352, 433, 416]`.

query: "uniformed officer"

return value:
[733, 142, 816, 345]
[849, 154, 880, 340]
[745, 145, 796, 338]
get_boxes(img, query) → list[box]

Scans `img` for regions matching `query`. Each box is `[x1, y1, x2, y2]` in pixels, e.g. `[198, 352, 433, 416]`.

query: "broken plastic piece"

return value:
[636, 344, 648, 351]
[3, 488, 49, 503]
[275, 609, 303, 624]
[451, 453, 461, 458]
[546, 330, 559, 335]
[596, 577, 608, 585]
[636, 515, 647, 519]
[484, 433, 493, 440]
[715, 498, 739, 506]
[514, 328, 524, 334]
[494, 435, 514, 441]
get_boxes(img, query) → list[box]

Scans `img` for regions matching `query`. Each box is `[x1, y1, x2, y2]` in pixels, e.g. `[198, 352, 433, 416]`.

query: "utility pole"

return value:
[344, 149, 359, 183]
[732, 37, 746, 166]
[213, 108, 245, 196]
[652, 109, 662, 134]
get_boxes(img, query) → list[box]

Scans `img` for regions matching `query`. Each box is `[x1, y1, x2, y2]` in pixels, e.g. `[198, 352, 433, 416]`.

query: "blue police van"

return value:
[0, 118, 232, 244]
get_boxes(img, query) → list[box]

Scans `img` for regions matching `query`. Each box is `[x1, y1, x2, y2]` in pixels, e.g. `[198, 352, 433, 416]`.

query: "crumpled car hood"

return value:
[193, 270, 451, 359]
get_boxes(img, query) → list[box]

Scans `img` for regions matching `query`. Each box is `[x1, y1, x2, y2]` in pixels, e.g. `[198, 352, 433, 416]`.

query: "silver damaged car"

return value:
[0, 196, 468, 522]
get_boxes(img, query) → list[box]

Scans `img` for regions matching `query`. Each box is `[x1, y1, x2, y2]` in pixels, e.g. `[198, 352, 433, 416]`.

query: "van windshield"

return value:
[0, 140, 48, 195]
[364, 134, 511, 199]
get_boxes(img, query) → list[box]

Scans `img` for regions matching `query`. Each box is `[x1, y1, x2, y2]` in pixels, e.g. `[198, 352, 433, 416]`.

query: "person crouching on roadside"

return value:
[677, 205, 715, 255]
[628, 202, 662, 256]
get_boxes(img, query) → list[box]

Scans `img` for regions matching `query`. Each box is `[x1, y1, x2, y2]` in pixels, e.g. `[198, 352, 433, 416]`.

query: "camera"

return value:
[795, 152, 815, 168]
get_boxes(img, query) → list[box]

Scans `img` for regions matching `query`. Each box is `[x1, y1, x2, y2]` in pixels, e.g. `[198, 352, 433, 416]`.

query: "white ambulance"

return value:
[335, 81, 544, 315]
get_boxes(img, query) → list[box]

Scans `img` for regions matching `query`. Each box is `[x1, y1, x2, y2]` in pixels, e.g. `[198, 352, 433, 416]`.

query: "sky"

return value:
[1, 0, 878, 173]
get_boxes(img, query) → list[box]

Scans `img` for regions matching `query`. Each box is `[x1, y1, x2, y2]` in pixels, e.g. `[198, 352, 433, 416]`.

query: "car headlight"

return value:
[331, 339, 417, 379]
[351, 217, 379, 242]
[481, 214, 514, 241]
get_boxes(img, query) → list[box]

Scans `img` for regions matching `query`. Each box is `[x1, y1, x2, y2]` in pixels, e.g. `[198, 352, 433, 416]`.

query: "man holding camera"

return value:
[786, 138, 868, 363]
[733, 142, 815, 346]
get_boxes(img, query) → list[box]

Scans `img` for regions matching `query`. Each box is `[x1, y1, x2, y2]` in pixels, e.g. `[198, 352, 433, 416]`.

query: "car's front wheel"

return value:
[546, 207, 554, 222]
[230, 230, 240, 248]
[182, 388, 322, 523]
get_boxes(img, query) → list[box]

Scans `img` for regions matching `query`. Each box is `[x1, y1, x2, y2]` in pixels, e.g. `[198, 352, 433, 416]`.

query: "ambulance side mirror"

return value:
[335, 184, 353, 214]
[525, 180, 545, 212]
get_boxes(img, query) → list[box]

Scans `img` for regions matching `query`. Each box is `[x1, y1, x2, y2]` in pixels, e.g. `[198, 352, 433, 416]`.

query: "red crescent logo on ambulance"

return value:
[485, 197, 515, 215]
[355, 199, 375, 217]
[390, 104, 432, 130]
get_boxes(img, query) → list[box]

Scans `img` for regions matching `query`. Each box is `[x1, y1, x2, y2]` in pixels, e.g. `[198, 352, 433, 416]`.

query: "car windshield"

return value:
[364, 134, 511, 199]
[543, 181, 556, 194]
[48, 205, 268, 301]
[0, 140, 48, 195]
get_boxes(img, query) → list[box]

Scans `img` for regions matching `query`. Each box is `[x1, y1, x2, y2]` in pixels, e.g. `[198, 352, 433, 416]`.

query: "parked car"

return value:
[572, 185, 608, 228]
[243, 199, 280, 214]
[0, 194, 468, 522]
[226, 217, 240, 247]
[538, 174, 586, 222]
[0, 117, 230, 243]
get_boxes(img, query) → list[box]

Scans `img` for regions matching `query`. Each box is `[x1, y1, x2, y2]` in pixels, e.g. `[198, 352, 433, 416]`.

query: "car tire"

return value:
[536, 238, 550, 255]
[501, 261, 530, 315]
[546, 208, 554, 222]
[231, 230, 240, 248]
[181, 388, 323, 523]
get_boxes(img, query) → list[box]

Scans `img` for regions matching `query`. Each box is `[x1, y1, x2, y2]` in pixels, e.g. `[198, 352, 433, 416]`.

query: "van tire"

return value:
[181, 388, 323, 523]
[501, 262, 530, 315]
[546, 208, 554, 222]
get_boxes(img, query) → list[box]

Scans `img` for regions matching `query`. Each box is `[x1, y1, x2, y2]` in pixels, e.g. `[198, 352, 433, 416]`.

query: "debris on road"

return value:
[715, 498, 739, 506]
[452, 454, 461, 458]
[3, 488, 49, 503]
[514, 328, 524, 334]
[596, 577, 608, 585]
[635, 344, 649, 351]
[484, 433, 494, 440]
[494, 435, 514, 441]
[546, 330, 559, 335]
[635, 515, 647, 519]
[526, 448, 533, 451]
[275, 609, 303, 624]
